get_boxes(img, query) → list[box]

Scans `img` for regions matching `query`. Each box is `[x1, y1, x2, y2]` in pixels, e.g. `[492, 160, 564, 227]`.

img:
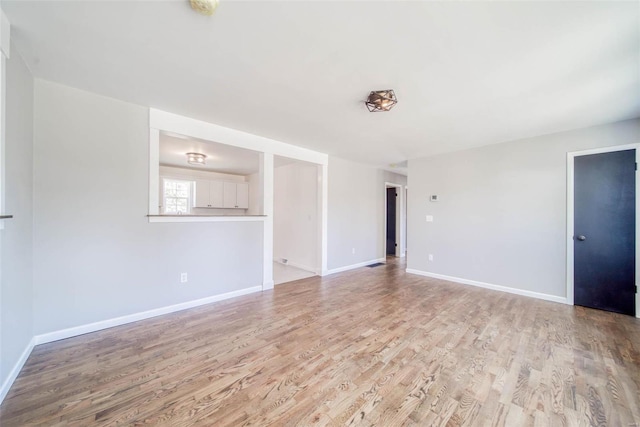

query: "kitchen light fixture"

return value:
[190, 0, 219, 16]
[186, 152, 207, 166]
[365, 90, 398, 112]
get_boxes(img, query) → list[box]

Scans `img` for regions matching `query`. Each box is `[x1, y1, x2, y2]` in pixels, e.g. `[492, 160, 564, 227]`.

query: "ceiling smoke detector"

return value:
[190, 0, 219, 16]
[365, 89, 397, 112]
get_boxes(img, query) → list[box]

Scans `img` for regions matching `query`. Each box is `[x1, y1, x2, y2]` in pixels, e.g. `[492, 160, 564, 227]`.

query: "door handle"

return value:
[576, 235, 586, 241]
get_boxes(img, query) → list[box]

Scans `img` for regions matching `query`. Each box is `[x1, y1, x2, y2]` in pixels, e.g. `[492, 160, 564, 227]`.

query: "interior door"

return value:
[574, 149, 636, 315]
[386, 188, 396, 256]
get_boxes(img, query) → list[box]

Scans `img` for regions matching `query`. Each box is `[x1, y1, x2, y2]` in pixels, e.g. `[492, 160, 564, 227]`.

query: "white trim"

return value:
[566, 143, 640, 317]
[149, 127, 160, 215]
[262, 153, 274, 290]
[273, 258, 318, 275]
[286, 260, 318, 275]
[325, 258, 386, 275]
[406, 269, 567, 305]
[149, 109, 328, 166]
[566, 151, 575, 306]
[148, 215, 265, 223]
[148, 110, 328, 289]
[566, 143, 640, 158]
[384, 182, 405, 258]
[319, 163, 328, 276]
[34, 286, 262, 345]
[0, 7, 7, 229]
[0, 9, 10, 59]
[404, 185, 408, 253]
[0, 337, 35, 404]
[0, 54, 4, 231]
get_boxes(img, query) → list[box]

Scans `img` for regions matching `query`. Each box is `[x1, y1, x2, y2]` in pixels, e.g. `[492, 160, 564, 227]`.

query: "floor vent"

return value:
[367, 262, 385, 268]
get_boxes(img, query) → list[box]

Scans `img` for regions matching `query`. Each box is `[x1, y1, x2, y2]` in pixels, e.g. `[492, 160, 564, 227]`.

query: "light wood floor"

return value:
[1, 258, 639, 426]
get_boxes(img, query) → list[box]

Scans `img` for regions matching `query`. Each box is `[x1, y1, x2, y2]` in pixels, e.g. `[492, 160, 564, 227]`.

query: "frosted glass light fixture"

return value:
[365, 90, 398, 112]
[186, 152, 207, 166]
[190, 0, 219, 16]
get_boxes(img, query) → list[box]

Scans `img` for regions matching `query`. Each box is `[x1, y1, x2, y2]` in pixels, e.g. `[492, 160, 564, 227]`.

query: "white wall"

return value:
[1, 46, 33, 390]
[327, 157, 406, 270]
[273, 161, 318, 272]
[32, 80, 263, 335]
[407, 118, 640, 299]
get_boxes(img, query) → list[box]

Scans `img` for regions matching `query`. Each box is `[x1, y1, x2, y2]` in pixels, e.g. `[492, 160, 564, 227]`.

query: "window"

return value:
[162, 178, 192, 215]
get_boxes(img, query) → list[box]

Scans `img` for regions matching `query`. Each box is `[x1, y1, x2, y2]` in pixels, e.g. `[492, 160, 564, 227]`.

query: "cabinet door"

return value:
[210, 180, 224, 208]
[194, 179, 211, 208]
[223, 182, 237, 208]
[236, 183, 249, 209]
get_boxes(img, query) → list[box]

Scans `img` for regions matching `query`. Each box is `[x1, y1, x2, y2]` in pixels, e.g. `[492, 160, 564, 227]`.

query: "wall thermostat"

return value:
[430, 195, 438, 202]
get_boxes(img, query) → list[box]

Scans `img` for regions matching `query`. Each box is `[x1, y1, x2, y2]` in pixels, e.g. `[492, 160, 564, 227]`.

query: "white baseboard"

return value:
[0, 336, 36, 405]
[325, 258, 386, 275]
[262, 280, 274, 290]
[284, 260, 318, 274]
[273, 258, 318, 275]
[405, 269, 567, 305]
[34, 285, 263, 345]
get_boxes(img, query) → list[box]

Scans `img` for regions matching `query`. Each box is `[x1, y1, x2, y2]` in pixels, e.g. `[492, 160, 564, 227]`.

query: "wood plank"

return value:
[1, 257, 639, 426]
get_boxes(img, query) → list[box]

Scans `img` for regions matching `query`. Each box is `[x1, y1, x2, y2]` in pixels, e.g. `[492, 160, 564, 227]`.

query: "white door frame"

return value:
[405, 185, 408, 254]
[271, 158, 324, 280]
[566, 143, 639, 318]
[384, 182, 405, 258]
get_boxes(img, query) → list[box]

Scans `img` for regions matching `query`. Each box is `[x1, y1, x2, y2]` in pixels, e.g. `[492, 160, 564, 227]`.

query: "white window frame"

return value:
[161, 177, 193, 215]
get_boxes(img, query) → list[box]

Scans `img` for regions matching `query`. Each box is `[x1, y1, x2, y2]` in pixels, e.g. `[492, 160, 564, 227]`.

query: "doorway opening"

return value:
[273, 156, 320, 285]
[384, 182, 404, 258]
[567, 144, 639, 317]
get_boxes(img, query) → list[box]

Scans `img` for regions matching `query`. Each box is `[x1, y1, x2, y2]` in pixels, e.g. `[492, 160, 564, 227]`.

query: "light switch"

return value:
[426, 215, 433, 222]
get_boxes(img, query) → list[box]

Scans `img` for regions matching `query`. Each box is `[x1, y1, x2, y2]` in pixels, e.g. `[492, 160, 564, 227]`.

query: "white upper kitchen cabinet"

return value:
[195, 179, 224, 208]
[223, 182, 249, 209]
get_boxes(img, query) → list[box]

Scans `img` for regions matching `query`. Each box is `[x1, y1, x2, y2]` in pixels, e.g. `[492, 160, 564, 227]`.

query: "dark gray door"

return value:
[386, 188, 396, 255]
[574, 149, 636, 316]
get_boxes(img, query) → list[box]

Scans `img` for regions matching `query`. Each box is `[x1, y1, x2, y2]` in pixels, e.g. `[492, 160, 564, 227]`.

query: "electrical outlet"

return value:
[180, 273, 188, 283]
[426, 215, 433, 222]
[428, 254, 433, 261]
[352, 248, 356, 254]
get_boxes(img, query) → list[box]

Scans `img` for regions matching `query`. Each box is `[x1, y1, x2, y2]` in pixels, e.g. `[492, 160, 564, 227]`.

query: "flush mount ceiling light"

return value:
[190, 0, 219, 16]
[186, 152, 207, 166]
[365, 89, 398, 112]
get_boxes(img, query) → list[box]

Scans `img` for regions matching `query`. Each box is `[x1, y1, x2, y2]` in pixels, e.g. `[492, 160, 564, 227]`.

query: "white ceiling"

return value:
[159, 132, 260, 175]
[160, 133, 304, 175]
[4, 1, 639, 169]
